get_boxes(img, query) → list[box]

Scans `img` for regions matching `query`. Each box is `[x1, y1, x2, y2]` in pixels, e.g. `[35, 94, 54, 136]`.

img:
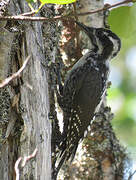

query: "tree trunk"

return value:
[0, 0, 126, 180]
[0, 0, 58, 179]
[56, 0, 126, 179]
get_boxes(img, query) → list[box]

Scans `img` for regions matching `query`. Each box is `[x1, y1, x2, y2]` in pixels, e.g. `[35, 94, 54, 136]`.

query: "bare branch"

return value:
[14, 157, 22, 180]
[0, 55, 31, 88]
[21, 148, 38, 167]
[20, 11, 36, 16]
[128, 170, 136, 180]
[14, 148, 38, 180]
[0, 0, 133, 22]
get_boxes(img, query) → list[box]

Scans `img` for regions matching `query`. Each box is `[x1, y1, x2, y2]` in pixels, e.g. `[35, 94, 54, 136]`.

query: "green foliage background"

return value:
[108, 4, 136, 148]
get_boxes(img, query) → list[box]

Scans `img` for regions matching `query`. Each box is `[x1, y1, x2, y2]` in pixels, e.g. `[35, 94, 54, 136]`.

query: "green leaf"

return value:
[40, 0, 76, 5]
[108, 5, 136, 38]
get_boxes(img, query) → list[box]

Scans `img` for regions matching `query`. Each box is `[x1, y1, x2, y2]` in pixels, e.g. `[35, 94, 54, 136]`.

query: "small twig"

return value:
[0, 14, 69, 22]
[0, 55, 31, 88]
[20, 11, 36, 17]
[0, 0, 133, 22]
[14, 148, 38, 180]
[14, 157, 22, 180]
[19, 4, 44, 16]
[128, 170, 136, 180]
[21, 148, 38, 167]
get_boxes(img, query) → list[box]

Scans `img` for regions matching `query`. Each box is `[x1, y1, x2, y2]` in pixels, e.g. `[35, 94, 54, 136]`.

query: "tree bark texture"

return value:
[0, 0, 59, 179]
[57, 0, 126, 179]
[0, 0, 126, 180]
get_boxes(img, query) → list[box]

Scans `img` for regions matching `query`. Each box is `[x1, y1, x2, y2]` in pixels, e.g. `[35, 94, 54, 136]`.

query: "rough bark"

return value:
[0, 0, 59, 179]
[57, 0, 126, 179]
[0, 0, 127, 180]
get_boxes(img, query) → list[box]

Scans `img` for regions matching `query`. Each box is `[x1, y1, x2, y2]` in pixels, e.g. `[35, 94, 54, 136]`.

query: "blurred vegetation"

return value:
[107, 3, 136, 149]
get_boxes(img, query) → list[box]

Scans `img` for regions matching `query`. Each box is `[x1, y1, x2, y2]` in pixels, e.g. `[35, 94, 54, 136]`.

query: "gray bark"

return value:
[57, 0, 126, 179]
[0, 0, 126, 180]
[0, 0, 58, 179]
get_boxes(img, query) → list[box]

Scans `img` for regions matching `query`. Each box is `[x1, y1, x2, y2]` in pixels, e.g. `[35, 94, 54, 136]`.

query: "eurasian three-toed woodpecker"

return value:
[55, 21, 121, 177]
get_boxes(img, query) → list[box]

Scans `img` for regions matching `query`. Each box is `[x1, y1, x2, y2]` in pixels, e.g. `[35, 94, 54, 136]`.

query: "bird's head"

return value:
[75, 21, 121, 60]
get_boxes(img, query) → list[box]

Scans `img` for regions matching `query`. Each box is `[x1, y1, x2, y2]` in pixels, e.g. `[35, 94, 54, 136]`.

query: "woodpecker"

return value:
[54, 21, 121, 178]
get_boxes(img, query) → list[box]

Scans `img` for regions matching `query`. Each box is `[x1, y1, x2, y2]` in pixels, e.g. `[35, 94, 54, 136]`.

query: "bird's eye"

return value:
[96, 30, 103, 37]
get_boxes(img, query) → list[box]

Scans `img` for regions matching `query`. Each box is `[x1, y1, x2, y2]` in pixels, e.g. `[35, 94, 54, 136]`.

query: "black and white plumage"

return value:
[54, 21, 121, 178]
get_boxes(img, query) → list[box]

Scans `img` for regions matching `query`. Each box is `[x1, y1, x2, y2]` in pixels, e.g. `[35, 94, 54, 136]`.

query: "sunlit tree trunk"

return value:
[58, 0, 126, 179]
[0, 0, 126, 180]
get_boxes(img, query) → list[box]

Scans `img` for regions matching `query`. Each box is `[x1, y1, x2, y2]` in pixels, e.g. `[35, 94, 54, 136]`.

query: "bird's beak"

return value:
[75, 21, 94, 34]
[75, 21, 98, 51]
